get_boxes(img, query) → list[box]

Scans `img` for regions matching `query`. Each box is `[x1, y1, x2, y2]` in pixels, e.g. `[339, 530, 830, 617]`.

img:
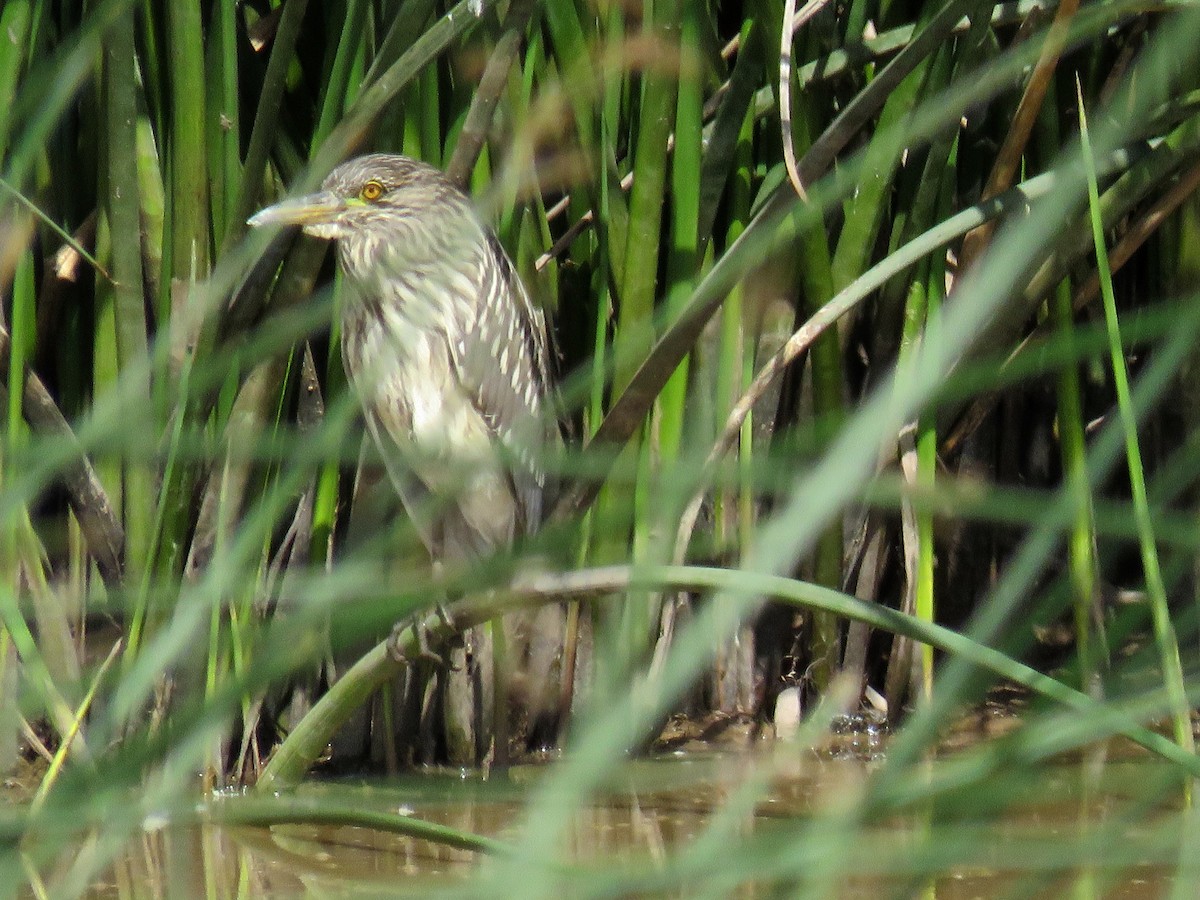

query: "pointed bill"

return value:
[247, 191, 346, 229]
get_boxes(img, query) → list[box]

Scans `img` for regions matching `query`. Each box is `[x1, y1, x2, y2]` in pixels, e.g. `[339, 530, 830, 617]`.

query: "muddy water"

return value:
[29, 741, 1188, 898]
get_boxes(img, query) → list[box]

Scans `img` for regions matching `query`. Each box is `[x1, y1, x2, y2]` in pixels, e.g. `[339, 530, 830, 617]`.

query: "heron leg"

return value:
[388, 603, 462, 669]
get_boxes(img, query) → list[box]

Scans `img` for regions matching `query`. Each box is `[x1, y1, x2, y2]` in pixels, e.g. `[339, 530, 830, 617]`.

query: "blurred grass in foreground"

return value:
[1, 0, 1200, 895]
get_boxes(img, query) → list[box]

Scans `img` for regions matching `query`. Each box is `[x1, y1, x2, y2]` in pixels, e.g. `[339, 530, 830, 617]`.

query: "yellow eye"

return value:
[360, 180, 384, 201]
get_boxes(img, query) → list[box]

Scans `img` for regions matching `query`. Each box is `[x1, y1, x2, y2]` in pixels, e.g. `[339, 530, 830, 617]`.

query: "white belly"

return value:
[343, 308, 517, 553]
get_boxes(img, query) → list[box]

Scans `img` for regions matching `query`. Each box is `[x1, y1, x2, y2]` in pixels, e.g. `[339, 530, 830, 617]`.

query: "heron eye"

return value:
[360, 180, 385, 202]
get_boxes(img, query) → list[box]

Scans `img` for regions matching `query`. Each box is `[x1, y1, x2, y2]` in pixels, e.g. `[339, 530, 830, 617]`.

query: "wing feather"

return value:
[447, 230, 557, 532]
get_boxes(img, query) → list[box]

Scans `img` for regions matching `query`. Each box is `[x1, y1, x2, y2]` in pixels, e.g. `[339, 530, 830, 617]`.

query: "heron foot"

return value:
[388, 603, 462, 669]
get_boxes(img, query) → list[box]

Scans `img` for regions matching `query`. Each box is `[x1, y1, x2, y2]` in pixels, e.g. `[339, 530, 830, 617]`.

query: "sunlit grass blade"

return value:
[1076, 79, 1193, 760]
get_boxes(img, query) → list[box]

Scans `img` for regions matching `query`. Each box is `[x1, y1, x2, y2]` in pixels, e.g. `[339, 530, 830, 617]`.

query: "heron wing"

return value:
[448, 231, 557, 532]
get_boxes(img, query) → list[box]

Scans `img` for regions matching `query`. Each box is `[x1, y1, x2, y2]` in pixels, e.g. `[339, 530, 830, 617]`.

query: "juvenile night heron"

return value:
[251, 155, 574, 765]
[249, 152, 557, 604]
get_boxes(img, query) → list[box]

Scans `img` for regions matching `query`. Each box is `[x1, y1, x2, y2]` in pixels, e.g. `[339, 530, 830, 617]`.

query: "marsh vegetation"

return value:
[2, 0, 1200, 894]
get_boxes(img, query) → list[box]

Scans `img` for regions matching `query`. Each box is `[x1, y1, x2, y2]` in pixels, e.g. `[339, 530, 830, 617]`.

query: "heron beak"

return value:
[247, 191, 347, 230]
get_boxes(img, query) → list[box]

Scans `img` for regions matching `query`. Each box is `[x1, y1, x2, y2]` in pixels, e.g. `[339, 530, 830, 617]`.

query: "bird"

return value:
[249, 154, 557, 566]
[247, 154, 561, 763]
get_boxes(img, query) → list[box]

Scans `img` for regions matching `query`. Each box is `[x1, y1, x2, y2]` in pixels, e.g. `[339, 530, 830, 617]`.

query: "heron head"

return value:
[248, 154, 453, 243]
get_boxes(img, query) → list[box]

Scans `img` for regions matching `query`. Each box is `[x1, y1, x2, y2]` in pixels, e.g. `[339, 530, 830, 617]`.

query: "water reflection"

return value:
[29, 742, 1189, 898]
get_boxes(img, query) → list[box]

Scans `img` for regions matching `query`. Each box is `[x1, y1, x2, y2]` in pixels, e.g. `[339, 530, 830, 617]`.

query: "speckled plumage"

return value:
[253, 153, 556, 560]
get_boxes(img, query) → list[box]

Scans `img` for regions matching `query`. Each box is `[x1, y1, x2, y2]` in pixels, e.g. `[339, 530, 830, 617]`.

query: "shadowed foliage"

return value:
[2, 0, 1200, 894]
